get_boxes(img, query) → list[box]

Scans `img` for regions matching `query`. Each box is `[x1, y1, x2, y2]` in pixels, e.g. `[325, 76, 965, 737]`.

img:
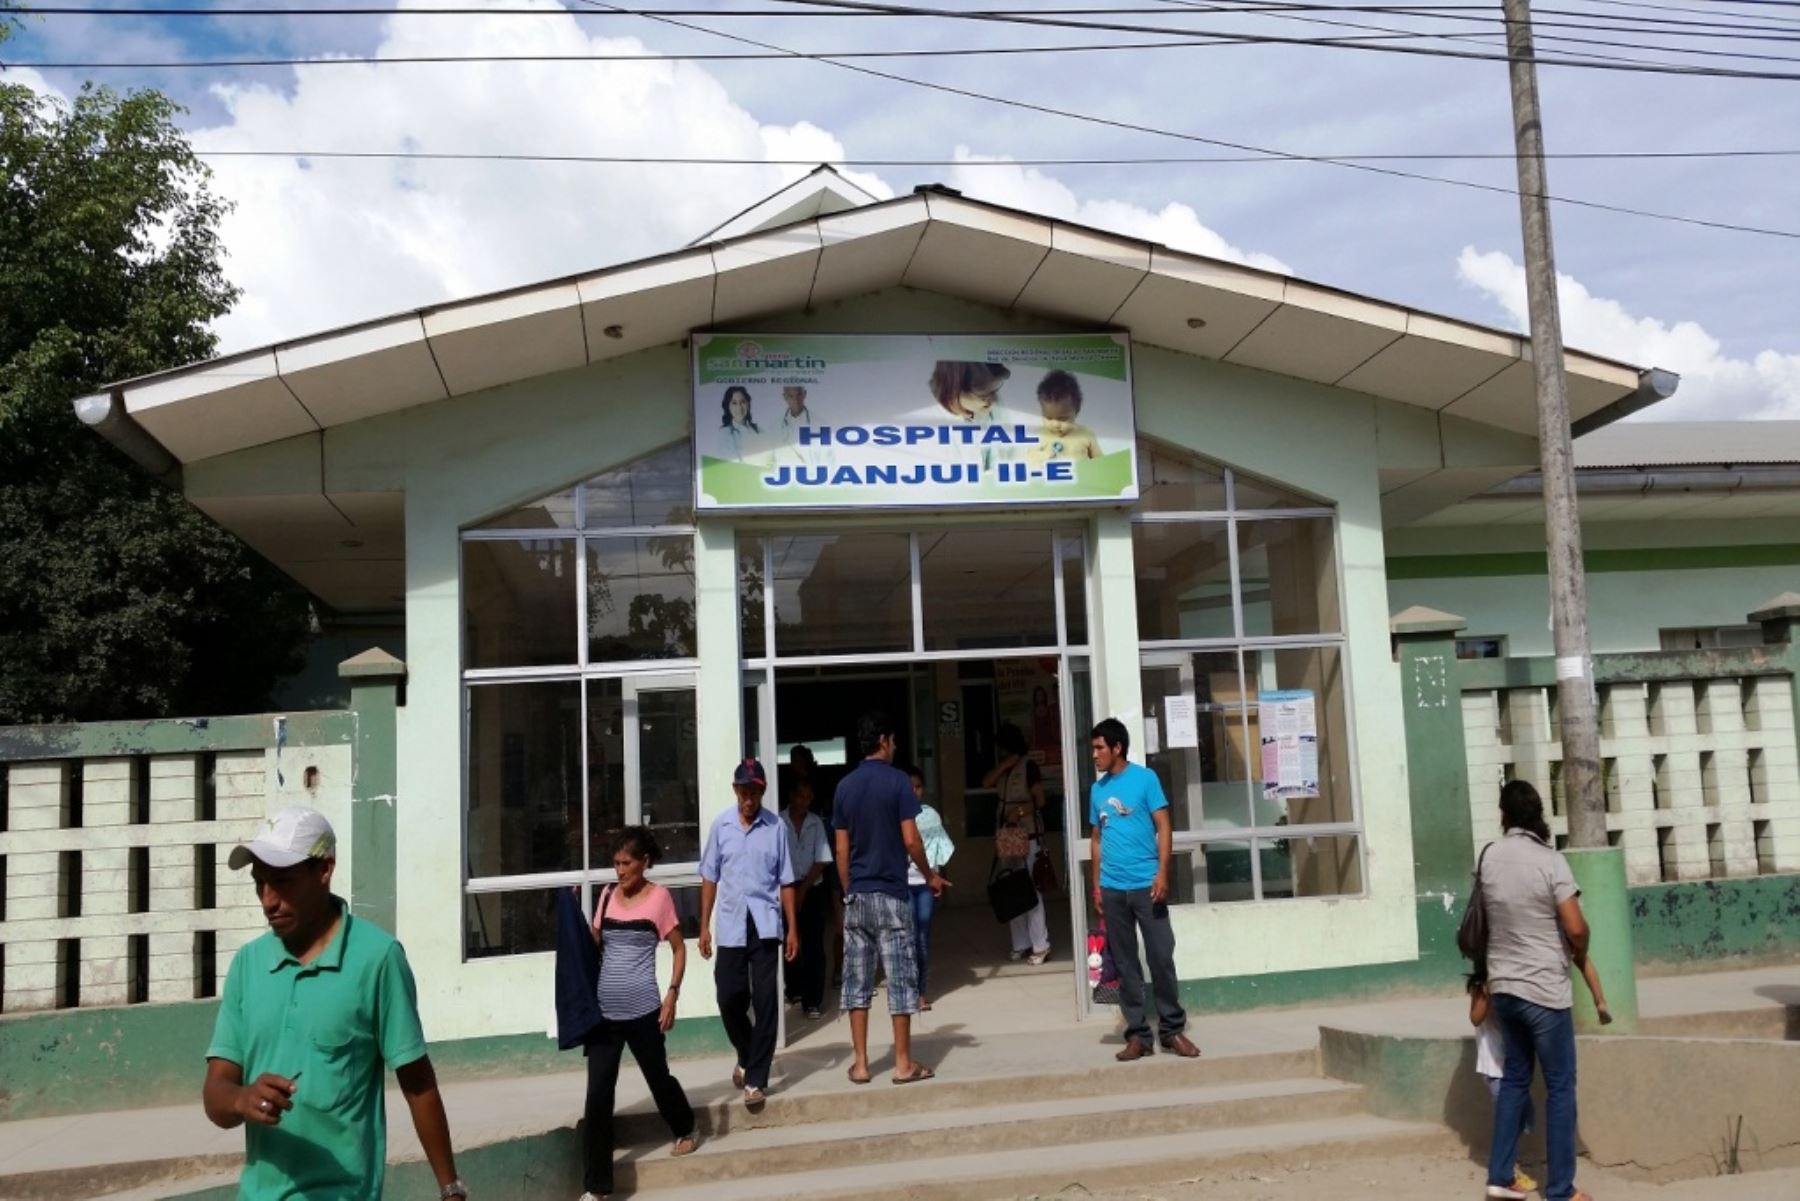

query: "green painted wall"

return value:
[1629, 874, 1800, 967]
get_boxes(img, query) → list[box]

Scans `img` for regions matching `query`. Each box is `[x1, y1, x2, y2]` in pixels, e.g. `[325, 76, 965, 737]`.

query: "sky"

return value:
[6, 0, 1800, 421]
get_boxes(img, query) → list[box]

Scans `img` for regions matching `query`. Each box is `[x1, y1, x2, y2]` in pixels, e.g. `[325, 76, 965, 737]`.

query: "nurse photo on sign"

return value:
[928, 361, 1014, 472]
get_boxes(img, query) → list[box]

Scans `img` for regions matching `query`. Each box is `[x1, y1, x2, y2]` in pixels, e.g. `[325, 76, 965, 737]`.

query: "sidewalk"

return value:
[0, 963, 1790, 1186]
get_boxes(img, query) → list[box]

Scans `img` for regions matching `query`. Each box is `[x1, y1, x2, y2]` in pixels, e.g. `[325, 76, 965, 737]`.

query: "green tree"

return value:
[0, 80, 313, 724]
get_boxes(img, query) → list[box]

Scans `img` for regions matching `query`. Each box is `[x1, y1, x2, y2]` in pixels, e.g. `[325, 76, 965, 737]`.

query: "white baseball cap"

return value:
[228, 806, 338, 870]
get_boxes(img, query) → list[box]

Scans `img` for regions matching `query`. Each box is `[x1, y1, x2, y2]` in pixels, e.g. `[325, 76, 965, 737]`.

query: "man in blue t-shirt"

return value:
[1088, 717, 1199, 1060]
[833, 711, 948, 1086]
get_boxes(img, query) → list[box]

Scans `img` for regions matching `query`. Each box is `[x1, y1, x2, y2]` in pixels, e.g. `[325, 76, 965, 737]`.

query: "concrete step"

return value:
[621, 1075, 1368, 1192]
[643, 1113, 1456, 1201]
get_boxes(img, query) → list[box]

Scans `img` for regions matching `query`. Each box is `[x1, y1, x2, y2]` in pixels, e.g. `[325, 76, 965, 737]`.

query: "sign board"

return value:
[693, 332, 1138, 510]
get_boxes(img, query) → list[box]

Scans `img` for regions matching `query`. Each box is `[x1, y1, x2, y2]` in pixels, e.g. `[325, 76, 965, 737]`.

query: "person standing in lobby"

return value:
[782, 776, 834, 1019]
[698, 758, 798, 1111]
[1088, 719, 1199, 1061]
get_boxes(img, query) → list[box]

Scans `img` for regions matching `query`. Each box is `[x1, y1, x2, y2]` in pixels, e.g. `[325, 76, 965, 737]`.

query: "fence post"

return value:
[1392, 607, 1475, 966]
[340, 650, 406, 934]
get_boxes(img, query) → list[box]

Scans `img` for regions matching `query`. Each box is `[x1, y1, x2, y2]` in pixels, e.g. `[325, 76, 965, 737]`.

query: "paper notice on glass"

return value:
[1163, 695, 1199, 749]
[1144, 713, 1161, 756]
[1258, 689, 1318, 800]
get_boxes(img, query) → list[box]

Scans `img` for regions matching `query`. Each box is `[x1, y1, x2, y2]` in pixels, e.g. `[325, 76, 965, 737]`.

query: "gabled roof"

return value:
[77, 178, 1658, 468]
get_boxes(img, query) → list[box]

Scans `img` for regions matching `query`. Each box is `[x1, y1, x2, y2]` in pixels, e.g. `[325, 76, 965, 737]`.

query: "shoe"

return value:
[1512, 1167, 1539, 1193]
[1115, 1038, 1153, 1062]
[578, 1193, 607, 1201]
[1161, 1033, 1201, 1058]
[1026, 947, 1051, 966]
[731, 1065, 745, 1089]
[1485, 1187, 1527, 1200]
[743, 1086, 766, 1113]
[804, 1007, 823, 1019]
[1008, 949, 1029, 961]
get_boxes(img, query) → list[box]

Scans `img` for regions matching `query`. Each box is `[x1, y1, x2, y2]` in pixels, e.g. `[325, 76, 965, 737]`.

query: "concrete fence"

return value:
[1394, 594, 1800, 971]
[0, 651, 404, 1018]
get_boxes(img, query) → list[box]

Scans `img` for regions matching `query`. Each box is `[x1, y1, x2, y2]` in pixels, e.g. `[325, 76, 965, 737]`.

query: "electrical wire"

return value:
[557, 0, 1800, 239]
[189, 147, 1800, 163]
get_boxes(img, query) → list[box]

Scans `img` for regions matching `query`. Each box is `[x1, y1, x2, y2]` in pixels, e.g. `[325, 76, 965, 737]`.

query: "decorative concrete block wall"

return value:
[1462, 674, 1800, 886]
[0, 731, 355, 1014]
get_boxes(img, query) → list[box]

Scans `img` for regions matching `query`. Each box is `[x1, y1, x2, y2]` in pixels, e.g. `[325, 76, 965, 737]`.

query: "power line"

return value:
[188, 148, 1800, 164]
[555, 0, 1800, 238]
[15, 2, 1800, 78]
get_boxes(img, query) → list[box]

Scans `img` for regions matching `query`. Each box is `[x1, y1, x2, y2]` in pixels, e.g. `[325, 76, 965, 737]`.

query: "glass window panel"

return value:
[1236, 518, 1340, 637]
[1135, 441, 1227, 513]
[1133, 521, 1233, 642]
[585, 679, 626, 869]
[586, 536, 696, 662]
[1232, 469, 1326, 511]
[637, 688, 701, 864]
[471, 489, 577, 531]
[1141, 653, 1253, 833]
[1166, 839, 1255, 905]
[1060, 531, 1088, 646]
[738, 537, 767, 658]
[1258, 834, 1362, 899]
[772, 533, 913, 657]
[1244, 645, 1355, 828]
[463, 538, 577, 669]
[464, 889, 560, 958]
[920, 528, 1057, 651]
[581, 442, 694, 529]
[467, 682, 581, 879]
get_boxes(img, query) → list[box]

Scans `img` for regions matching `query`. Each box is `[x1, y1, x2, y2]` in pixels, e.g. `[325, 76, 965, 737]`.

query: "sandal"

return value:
[847, 1066, 872, 1085]
[892, 1065, 936, 1085]
[672, 1134, 698, 1157]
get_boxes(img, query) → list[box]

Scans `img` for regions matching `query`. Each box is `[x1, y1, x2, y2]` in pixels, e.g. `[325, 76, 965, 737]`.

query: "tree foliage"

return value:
[0, 82, 313, 724]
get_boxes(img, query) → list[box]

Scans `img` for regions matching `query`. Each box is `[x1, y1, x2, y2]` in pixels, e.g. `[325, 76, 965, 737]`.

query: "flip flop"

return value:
[671, 1135, 698, 1157]
[892, 1065, 936, 1085]
[847, 1067, 872, 1085]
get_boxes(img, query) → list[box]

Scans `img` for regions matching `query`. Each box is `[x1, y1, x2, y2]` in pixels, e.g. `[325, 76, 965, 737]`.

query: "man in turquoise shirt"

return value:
[202, 807, 468, 1200]
[1088, 718, 1200, 1061]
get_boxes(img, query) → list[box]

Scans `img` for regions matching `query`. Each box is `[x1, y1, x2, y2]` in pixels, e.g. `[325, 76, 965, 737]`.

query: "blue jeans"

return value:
[1489, 993, 1577, 1200]
[909, 884, 935, 997]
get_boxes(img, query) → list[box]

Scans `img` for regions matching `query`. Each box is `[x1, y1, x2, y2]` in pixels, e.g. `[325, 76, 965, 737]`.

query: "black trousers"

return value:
[1101, 886, 1188, 1045]
[784, 884, 830, 1010]
[582, 1012, 695, 1195]
[716, 911, 781, 1089]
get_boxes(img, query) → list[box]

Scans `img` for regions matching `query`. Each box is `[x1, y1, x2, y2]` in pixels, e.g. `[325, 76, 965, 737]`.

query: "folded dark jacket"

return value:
[553, 887, 603, 1050]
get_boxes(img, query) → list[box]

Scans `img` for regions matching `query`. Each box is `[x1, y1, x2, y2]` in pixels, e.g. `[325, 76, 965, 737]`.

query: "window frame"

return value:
[458, 443, 705, 959]
[1131, 446, 1365, 904]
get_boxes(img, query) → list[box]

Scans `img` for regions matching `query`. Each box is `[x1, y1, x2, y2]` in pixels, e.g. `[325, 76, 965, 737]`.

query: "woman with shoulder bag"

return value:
[982, 724, 1052, 965]
[578, 827, 698, 1201]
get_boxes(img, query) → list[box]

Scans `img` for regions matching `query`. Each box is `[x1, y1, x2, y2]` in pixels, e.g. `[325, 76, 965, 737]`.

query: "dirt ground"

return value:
[1061, 1153, 1800, 1201]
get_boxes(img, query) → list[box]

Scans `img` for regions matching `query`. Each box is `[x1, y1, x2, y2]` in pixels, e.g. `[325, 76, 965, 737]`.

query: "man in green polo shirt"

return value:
[202, 806, 469, 1200]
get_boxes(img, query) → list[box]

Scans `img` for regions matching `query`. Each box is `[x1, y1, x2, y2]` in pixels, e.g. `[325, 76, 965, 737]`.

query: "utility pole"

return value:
[1501, 0, 1605, 850]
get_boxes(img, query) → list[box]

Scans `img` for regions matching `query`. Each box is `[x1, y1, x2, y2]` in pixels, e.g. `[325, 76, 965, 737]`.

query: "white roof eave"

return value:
[78, 188, 1654, 465]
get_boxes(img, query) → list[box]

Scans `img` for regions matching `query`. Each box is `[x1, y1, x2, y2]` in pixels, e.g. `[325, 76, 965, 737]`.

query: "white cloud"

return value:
[194, 0, 895, 351]
[1457, 247, 1800, 421]
[946, 149, 1292, 275]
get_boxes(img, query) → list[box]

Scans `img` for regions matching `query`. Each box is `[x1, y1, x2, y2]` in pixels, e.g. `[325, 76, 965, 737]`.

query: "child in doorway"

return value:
[905, 765, 955, 1011]
[1024, 370, 1102, 468]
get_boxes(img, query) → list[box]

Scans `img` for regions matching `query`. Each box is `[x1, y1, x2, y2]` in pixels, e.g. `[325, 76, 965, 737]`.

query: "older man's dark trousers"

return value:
[716, 911, 781, 1089]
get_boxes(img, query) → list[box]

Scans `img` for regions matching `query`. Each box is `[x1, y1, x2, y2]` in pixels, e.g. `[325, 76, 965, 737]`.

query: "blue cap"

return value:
[733, 758, 767, 790]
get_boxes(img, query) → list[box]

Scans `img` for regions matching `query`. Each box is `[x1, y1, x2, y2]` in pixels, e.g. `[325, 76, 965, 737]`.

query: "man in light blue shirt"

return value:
[1088, 718, 1199, 1061]
[699, 758, 797, 1110]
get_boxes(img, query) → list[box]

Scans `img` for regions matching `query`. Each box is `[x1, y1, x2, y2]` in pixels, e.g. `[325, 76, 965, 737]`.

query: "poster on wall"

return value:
[995, 658, 1063, 770]
[1258, 689, 1318, 801]
[692, 332, 1138, 510]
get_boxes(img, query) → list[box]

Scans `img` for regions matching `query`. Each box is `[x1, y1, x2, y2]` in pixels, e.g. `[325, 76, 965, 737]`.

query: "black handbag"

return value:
[1456, 843, 1492, 965]
[988, 855, 1040, 924]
